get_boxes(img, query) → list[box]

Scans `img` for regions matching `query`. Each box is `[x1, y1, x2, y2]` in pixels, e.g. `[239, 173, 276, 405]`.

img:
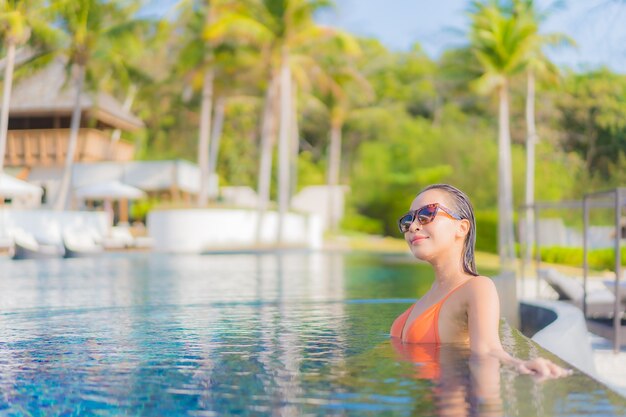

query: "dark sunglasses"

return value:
[397, 203, 462, 233]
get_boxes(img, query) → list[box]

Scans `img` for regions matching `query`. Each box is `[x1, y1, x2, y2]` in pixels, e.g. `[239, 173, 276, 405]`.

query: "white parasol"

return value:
[74, 180, 146, 200]
[0, 172, 43, 198]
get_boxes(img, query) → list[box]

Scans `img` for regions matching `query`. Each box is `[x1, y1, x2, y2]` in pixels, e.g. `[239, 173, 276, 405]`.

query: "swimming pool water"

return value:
[0, 252, 624, 416]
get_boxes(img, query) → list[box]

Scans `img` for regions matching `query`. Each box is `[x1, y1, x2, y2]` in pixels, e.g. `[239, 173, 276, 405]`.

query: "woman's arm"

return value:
[467, 276, 572, 378]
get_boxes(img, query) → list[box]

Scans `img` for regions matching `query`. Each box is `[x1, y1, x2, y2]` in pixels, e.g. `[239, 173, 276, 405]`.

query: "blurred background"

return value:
[1, 0, 626, 265]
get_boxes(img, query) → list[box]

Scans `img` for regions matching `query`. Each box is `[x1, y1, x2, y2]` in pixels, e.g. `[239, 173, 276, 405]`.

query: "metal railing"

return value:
[518, 190, 625, 353]
[583, 188, 625, 353]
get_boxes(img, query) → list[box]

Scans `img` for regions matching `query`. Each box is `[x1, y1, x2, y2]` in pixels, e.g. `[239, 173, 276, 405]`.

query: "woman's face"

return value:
[404, 189, 462, 262]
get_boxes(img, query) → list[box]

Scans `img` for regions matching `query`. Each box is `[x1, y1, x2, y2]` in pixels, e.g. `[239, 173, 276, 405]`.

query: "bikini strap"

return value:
[400, 278, 472, 340]
[438, 278, 472, 305]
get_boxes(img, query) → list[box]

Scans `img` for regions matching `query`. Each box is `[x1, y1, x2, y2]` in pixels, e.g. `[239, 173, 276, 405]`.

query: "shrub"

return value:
[539, 246, 626, 271]
[475, 210, 498, 254]
[341, 212, 384, 235]
[129, 199, 155, 223]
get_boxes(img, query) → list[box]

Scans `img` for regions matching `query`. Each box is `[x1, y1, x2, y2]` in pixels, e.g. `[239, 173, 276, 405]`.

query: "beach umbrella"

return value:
[0, 173, 43, 198]
[74, 180, 146, 200]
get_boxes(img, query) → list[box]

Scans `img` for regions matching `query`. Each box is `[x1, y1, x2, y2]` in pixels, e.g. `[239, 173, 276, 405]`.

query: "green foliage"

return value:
[296, 151, 325, 191]
[468, 0, 537, 94]
[347, 111, 460, 235]
[363, 43, 437, 118]
[436, 47, 488, 117]
[0, 0, 59, 49]
[557, 69, 626, 178]
[340, 209, 384, 235]
[8, 0, 625, 248]
[540, 246, 626, 271]
[132, 1, 622, 260]
[475, 210, 498, 254]
[129, 199, 155, 223]
[534, 140, 586, 201]
[217, 98, 261, 187]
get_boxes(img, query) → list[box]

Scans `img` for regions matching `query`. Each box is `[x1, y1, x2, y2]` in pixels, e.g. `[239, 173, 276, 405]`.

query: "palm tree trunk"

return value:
[108, 84, 137, 159]
[290, 80, 299, 200]
[276, 51, 292, 244]
[208, 95, 226, 201]
[0, 41, 17, 173]
[497, 82, 516, 268]
[255, 74, 279, 243]
[524, 71, 537, 270]
[327, 118, 342, 232]
[197, 66, 215, 207]
[54, 63, 86, 211]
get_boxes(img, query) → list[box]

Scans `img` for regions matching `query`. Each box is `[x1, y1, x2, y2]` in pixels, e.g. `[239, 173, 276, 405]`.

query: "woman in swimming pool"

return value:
[390, 183, 571, 378]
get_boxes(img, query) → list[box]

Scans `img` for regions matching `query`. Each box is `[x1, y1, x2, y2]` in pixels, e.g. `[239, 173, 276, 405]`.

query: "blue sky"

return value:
[143, 0, 626, 73]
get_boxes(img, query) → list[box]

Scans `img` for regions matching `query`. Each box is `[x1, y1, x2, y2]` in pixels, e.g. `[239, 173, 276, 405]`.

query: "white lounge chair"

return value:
[538, 268, 619, 318]
[62, 229, 103, 258]
[602, 278, 626, 305]
[11, 229, 64, 260]
[101, 225, 135, 249]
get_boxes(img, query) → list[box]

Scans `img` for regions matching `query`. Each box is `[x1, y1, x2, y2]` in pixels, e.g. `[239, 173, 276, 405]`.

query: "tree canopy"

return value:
[3, 0, 626, 249]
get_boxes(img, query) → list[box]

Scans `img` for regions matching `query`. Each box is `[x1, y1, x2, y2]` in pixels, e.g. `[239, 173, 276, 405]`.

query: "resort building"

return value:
[1, 57, 329, 249]
[2, 57, 144, 206]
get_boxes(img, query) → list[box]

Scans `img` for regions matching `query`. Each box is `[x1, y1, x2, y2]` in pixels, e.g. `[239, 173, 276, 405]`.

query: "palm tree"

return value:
[211, 0, 359, 243]
[313, 48, 372, 231]
[94, 15, 161, 159]
[206, 46, 264, 202]
[469, 0, 536, 268]
[51, 0, 150, 211]
[513, 0, 572, 271]
[176, 1, 216, 207]
[252, 0, 329, 243]
[175, 0, 254, 206]
[0, 0, 57, 174]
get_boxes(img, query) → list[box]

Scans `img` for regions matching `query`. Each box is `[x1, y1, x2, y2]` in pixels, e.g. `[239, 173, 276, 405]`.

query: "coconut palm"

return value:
[206, 47, 265, 202]
[469, 0, 536, 267]
[513, 0, 573, 270]
[174, 0, 259, 206]
[313, 49, 372, 231]
[174, 2, 217, 207]
[92, 17, 160, 158]
[252, 0, 330, 243]
[0, 0, 59, 173]
[210, 0, 361, 243]
[174, 1, 216, 207]
[51, 0, 151, 211]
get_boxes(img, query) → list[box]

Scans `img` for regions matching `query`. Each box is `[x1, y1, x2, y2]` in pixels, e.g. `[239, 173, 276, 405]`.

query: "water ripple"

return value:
[0, 253, 622, 416]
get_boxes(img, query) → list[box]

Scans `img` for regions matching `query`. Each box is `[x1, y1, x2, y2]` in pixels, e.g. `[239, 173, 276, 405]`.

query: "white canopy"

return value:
[0, 172, 43, 198]
[75, 180, 146, 200]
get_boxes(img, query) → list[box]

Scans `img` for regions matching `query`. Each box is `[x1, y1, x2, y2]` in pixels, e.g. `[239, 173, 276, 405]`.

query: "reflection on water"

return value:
[0, 252, 624, 416]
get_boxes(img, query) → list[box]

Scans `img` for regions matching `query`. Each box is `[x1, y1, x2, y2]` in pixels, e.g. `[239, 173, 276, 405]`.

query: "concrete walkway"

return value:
[517, 275, 626, 397]
[589, 333, 626, 396]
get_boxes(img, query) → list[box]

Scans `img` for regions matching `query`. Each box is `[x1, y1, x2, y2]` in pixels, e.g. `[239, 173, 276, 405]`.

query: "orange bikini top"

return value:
[390, 279, 471, 344]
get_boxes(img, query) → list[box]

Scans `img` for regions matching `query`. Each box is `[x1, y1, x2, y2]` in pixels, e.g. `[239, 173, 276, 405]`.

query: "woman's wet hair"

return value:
[418, 184, 478, 276]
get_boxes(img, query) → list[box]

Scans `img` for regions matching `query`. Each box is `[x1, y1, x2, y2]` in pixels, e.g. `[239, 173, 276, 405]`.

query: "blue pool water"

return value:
[0, 252, 624, 416]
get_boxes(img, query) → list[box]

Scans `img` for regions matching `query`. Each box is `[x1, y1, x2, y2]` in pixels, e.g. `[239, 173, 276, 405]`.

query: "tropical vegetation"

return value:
[1, 0, 626, 263]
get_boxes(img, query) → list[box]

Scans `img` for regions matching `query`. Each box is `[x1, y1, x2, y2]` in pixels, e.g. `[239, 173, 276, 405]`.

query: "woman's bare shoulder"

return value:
[465, 275, 498, 297]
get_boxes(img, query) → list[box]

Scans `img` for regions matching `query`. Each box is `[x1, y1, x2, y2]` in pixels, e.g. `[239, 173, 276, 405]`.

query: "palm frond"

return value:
[470, 71, 504, 95]
[205, 12, 274, 46]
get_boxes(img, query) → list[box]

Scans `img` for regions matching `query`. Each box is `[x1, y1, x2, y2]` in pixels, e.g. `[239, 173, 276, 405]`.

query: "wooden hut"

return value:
[3, 58, 144, 170]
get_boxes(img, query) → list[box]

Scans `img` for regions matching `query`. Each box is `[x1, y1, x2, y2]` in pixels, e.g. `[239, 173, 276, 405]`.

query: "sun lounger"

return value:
[602, 278, 626, 305]
[102, 226, 135, 249]
[11, 230, 64, 260]
[538, 268, 619, 318]
[62, 230, 103, 258]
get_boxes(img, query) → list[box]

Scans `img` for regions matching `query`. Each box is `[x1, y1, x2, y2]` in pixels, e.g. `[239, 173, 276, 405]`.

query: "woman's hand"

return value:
[466, 278, 574, 380]
[515, 357, 573, 380]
